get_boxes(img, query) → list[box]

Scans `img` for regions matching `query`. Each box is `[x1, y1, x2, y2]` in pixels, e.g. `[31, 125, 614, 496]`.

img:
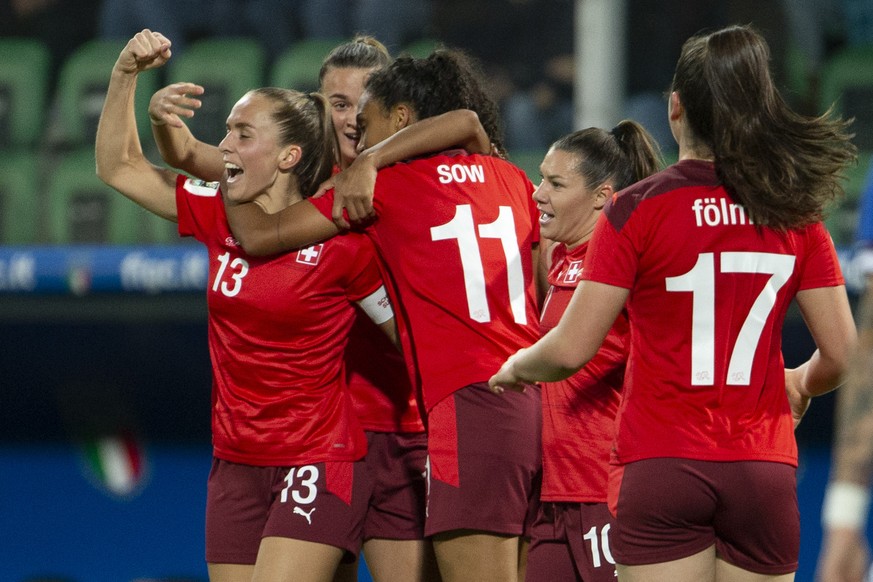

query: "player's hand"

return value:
[815, 528, 870, 582]
[116, 29, 172, 76]
[332, 152, 378, 229]
[784, 367, 811, 428]
[148, 82, 204, 128]
[488, 349, 530, 394]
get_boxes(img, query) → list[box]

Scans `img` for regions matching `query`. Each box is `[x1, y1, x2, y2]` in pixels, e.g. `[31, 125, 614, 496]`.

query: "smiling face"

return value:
[218, 92, 295, 210]
[355, 90, 404, 152]
[321, 66, 374, 169]
[532, 147, 607, 248]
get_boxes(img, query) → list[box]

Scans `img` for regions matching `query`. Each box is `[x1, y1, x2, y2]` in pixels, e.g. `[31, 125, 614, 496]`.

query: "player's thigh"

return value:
[715, 558, 795, 582]
[252, 536, 344, 582]
[207, 562, 254, 582]
[616, 545, 716, 582]
[363, 537, 440, 582]
[433, 529, 520, 582]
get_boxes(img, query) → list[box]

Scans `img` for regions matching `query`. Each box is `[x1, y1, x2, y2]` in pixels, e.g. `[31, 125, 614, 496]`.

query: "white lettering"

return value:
[437, 164, 485, 184]
[120, 251, 208, 293]
[691, 197, 751, 227]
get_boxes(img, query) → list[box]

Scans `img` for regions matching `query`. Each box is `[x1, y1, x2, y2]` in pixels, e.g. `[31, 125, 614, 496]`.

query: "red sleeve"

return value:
[797, 222, 845, 290]
[582, 211, 638, 290]
[340, 233, 384, 302]
[308, 189, 345, 222]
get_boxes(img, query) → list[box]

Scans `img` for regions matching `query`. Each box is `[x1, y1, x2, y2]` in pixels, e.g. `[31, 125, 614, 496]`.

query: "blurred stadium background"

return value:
[2, 0, 872, 580]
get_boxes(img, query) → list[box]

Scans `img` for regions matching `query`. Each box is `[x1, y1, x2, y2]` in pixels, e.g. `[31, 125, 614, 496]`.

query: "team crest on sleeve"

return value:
[183, 178, 221, 197]
[562, 260, 584, 284]
[296, 244, 324, 266]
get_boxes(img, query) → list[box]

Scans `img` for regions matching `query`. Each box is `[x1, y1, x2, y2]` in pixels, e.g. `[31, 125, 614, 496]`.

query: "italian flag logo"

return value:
[81, 431, 148, 497]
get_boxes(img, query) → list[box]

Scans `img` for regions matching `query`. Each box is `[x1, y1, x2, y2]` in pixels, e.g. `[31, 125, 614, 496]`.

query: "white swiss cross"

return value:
[296, 244, 324, 266]
[562, 260, 583, 284]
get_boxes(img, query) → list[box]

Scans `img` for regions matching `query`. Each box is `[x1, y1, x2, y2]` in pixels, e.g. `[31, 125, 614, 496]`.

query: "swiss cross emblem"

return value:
[562, 260, 583, 284]
[296, 244, 324, 266]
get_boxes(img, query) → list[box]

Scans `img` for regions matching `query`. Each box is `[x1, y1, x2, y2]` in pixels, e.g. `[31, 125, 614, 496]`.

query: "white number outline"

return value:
[582, 523, 615, 568]
[212, 251, 249, 297]
[665, 251, 795, 386]
[430, 204, 527, 324]
[280, 465, 320, 505]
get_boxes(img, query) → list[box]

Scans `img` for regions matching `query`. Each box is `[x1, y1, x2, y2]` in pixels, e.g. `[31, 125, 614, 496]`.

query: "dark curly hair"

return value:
[363, 49, 506, 155]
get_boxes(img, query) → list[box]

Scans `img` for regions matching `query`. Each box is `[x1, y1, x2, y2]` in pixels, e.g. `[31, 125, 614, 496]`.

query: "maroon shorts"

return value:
[526, 502, 617, 582]
[424, 382, 541, 537]
[205, 457, 373, 564]
[362, 430, 428, 541]
[610, 458, 799, 575]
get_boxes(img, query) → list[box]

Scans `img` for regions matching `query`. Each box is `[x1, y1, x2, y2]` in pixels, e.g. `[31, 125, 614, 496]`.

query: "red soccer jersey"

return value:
[331, 165, 425, 434]
[539, 241, 627, 503]
[345, 314, 424, 432]
[311, 151, 541, 411]
[176, 175, 377, 466]
[582, 160, 845, 467]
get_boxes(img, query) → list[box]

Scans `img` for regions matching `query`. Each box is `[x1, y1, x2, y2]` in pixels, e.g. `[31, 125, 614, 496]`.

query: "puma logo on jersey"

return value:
[293, 506, 315, 524]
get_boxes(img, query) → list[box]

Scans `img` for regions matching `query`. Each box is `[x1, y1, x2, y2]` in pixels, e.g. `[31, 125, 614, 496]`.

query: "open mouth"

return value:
[225, 162, 243, 181]
[539, 211, 554, 225]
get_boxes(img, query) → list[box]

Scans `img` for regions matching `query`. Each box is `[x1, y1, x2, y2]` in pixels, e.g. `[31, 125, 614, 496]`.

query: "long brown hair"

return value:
[249, 87, 336, 198]
[672, 24, 857, 229]
[552, 120, 663, 191]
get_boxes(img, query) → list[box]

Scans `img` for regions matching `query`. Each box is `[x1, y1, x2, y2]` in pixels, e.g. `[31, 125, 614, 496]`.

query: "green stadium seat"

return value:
[400, 37, 441, 59]
[0, 150, 42, 244]
[0, 38, 51, 148]
[167, 37, 267, 146]
[45, 149, 162, 244]
[269, 38, 345, 93]
[819, 45, 873, 151]
[54, 39, 160, 149]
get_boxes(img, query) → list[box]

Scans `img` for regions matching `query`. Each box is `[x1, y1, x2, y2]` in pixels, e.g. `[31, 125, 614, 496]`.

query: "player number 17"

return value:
[666, 251, 795, 386]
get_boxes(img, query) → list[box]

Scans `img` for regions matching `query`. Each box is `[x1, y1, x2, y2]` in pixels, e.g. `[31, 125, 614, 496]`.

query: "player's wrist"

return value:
[822, 480, 870, 530]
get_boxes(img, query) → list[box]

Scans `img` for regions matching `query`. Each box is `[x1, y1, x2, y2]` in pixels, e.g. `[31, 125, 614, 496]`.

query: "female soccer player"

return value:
[96, 30, 395, 582]
[490, 24, 858, 582]
[146, 36, 492, 582]
[222, 50, 542, 582]
[526, 121, 661, 582]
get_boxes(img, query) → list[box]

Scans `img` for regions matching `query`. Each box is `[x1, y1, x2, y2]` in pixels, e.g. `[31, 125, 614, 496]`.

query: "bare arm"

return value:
[224, 198, 341, 256]
[816, 282, 873, 582]
[328, 109, 492, 227]
[791, 285, 857, 397]
[95, 29, 179, 221]
[489, 280, 628, 392]
[149, 82, 225, 181]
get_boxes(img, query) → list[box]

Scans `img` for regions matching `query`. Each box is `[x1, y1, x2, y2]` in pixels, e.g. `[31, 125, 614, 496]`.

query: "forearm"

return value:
[515, 281, 626, 382]
[224, 199, 340, 256]
[832, 290, 873, 485]
[96, 68, 144, 186]
[363, 109, 490, 168]
[151, 121, 224, 180]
